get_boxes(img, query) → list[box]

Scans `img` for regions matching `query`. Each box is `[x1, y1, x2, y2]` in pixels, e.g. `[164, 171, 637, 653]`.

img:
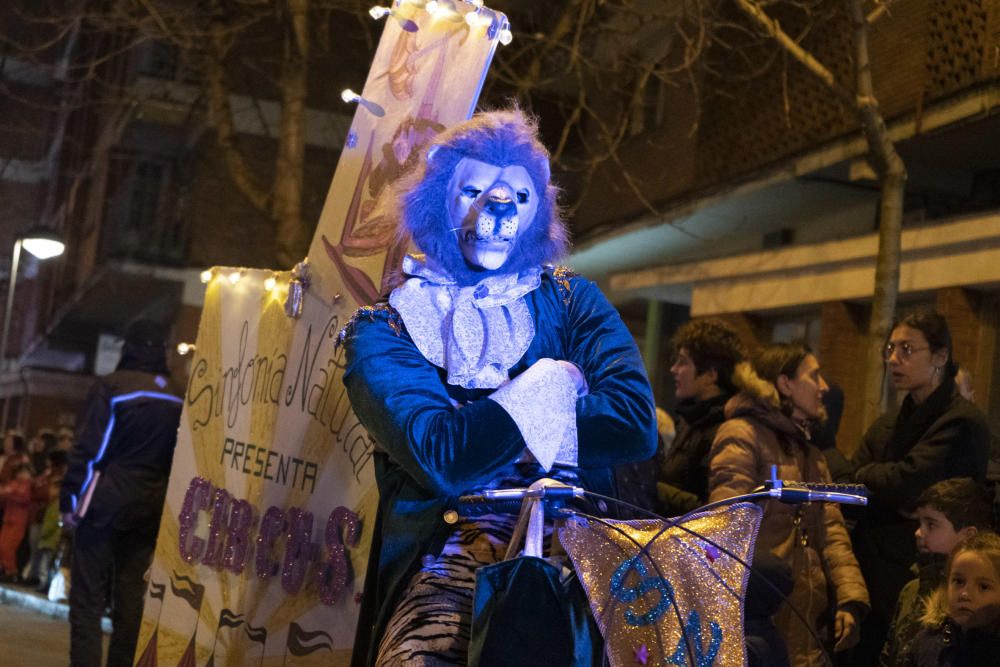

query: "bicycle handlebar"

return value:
[456, 479, 869, 510]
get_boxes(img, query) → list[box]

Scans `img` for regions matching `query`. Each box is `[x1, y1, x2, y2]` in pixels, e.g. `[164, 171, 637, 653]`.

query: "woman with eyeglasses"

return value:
[827, 310, 990, 666]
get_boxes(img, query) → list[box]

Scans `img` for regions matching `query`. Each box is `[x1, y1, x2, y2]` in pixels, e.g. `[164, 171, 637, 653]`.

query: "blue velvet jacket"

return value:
[341, 268, 657, 666]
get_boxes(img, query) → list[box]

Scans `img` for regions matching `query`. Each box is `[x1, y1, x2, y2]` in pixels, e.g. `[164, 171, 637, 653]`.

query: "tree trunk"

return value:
[207, 23, 271, 214]
[273, 0, 310, 267]
[849, 0, 906, 427]
[863, 168, 904, 426]
[207, 6, 311, 269]
[735, 0, 907, 432]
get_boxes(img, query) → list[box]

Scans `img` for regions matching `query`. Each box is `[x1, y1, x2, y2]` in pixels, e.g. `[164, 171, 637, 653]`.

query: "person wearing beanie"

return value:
[60, 319, 183, 667]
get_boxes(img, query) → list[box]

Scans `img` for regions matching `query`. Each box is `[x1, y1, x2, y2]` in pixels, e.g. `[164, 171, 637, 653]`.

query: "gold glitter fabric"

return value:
[550, 265, 577, 305]
[337, 303, 402, 347]
[559, 503, 762, 667]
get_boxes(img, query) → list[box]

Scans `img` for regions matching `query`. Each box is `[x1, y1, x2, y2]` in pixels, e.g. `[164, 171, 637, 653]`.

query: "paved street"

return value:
[0, 586, 109, 667]
[0, 602, 73, 666]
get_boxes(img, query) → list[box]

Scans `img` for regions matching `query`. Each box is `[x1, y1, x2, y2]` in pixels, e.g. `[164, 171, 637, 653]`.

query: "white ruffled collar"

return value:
[388, 255, 542, 389]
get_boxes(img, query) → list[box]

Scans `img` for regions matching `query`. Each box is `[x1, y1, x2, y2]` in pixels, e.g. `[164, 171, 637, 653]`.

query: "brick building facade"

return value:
[4, 1, 1000, 454]
[583, 0, 1000, 454]
[0, 9, 355, 436]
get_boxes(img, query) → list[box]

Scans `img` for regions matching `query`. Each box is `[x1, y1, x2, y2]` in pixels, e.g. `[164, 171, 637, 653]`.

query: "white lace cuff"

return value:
[488, 359, 579, 471]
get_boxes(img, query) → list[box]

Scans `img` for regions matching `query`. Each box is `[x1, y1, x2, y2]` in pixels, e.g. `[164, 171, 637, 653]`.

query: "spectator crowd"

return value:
[0, 426, 72, 594]
[626, 309, 1000, 667]
[2, 309, 998, 667]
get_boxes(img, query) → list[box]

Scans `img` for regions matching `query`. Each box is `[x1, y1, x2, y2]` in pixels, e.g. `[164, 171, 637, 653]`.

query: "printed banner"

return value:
[307, 0, 508, 306]
[136, 270, 375, 667]
[137, 3, 508, 665]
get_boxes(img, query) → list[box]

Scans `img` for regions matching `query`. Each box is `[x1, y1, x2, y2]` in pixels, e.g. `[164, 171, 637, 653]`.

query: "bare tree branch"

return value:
[271, 0, 310, 267]
[206, 21, 271, 213]
[732, 0, 855, 106]
[849, 0, 906, 424]
[866, 0, 900, 25]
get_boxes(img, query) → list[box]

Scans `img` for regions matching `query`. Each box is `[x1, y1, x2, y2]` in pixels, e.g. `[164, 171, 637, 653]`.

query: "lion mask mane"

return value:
[395, 109, 568, 286]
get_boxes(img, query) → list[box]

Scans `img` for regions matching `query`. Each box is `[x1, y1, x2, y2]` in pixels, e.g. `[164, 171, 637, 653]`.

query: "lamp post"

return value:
[0, 227, 66, 372]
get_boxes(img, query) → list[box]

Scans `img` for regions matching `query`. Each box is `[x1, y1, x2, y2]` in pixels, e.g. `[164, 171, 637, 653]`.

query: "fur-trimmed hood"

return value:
[920, 586, 949, 628]
[724, 361, 807, 445]
[912, 587, 1000, 663]
[731, 360, 781, 410]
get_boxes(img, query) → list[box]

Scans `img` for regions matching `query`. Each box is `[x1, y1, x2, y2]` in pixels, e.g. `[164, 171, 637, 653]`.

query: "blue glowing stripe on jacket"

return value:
[72, 390, 184, 511]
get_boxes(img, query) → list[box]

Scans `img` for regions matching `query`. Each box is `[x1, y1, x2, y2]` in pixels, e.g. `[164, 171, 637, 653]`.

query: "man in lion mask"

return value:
[341, 109, 656, 666]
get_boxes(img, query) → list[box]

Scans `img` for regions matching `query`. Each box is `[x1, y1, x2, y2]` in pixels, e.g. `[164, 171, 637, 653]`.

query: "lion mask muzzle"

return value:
[448, 158, 539, 273]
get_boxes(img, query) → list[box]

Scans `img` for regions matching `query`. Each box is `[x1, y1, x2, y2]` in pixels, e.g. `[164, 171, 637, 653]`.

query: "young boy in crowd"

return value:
[880, 477, 994, 666]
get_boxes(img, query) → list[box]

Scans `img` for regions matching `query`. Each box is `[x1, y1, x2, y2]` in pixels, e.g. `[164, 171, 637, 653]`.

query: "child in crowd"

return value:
[0, 462, 34, 581]
[25, 450, 68, 591]
[55, 427, 74, 453]
[0, 431, 30, 484]
[881, 478, 994, 665]
[903, 531, 1000, 666]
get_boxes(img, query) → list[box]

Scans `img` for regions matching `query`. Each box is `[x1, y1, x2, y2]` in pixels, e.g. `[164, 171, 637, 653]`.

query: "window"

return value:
[136, 41, 179, 80]
[102, 151, 187, 264]
[770, 314, 821, 351]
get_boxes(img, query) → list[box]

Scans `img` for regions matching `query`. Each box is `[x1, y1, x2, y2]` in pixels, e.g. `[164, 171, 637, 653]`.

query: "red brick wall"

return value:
[936, 286, 987, 408]
[817, 301, 869, 456]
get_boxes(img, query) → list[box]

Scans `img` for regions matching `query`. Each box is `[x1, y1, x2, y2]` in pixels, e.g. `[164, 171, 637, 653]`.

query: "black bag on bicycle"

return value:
[469, 556, 603, 666]
[468, 481, 604, 666]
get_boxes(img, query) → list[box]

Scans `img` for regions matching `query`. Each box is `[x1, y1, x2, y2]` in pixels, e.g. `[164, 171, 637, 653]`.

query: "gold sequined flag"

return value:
[560, 503, 762, 667]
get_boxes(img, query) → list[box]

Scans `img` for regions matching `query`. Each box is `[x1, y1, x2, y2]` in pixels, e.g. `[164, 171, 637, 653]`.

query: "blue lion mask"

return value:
[396, 110, 568, 286]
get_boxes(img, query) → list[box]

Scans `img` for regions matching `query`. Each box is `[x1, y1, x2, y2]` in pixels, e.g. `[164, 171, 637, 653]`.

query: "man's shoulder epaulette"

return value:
[545, 265, 580, 305]
[337, 302, 403, 347]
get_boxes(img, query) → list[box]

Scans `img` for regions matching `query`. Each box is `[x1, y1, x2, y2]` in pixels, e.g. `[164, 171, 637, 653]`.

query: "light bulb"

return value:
[465, 10, 490, 28]
[21, 237, 64, 259]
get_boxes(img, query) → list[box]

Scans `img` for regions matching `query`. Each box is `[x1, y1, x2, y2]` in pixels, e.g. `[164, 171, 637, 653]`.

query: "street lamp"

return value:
[0, 226, 66, 372]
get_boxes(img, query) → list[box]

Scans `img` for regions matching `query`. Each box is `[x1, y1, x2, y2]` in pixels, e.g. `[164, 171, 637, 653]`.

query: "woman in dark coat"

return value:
[655, 318, 745, 517]
[827, 311, 991, 665]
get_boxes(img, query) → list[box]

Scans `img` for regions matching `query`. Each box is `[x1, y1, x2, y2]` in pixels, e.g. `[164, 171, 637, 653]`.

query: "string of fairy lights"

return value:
[198, 268, 281, 292]
[179, 269, 284, 355]
[367, 0, 512, 43]
[184, 0, 510, 356]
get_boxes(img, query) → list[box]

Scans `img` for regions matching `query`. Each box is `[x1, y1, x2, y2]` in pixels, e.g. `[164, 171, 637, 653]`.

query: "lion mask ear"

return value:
[426, 144, 442, 164]
[538, 154, 551, 185]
